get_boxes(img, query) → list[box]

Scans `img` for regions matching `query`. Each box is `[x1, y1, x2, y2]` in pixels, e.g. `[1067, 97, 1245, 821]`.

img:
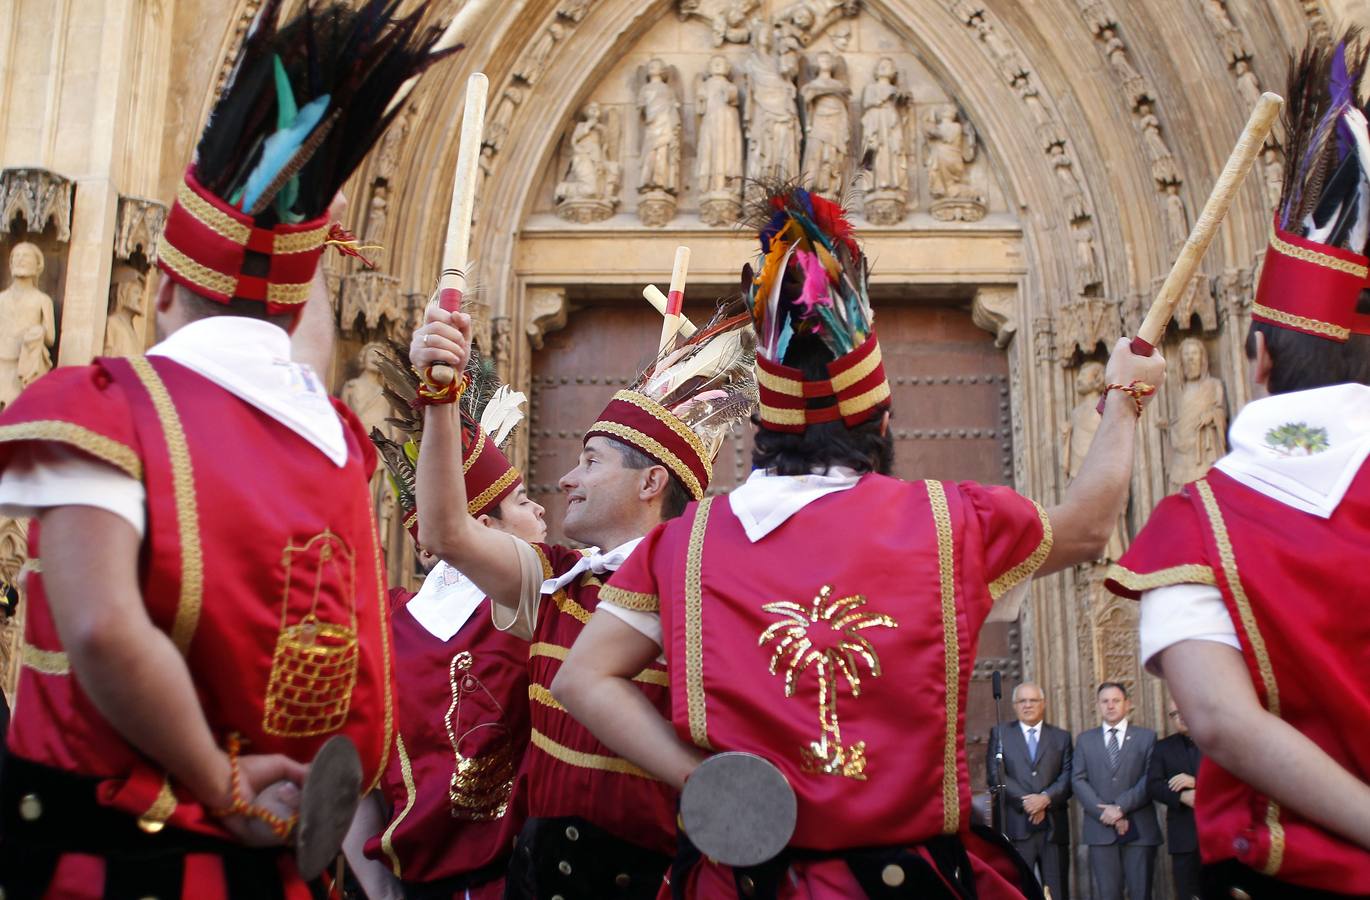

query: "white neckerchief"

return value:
[1213, 383, 1370, 518]
[541, 536, 644, 594]
[727, 466, 862, 543]
[148, 317, 346, 466]
[406, 561, 487, 641]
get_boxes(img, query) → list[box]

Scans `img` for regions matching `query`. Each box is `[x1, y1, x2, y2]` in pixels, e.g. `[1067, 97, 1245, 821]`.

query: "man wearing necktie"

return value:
[1074, 682, 1161, 899]
[1148, 699, 1202, 900]
[987, 682, 1073, 900]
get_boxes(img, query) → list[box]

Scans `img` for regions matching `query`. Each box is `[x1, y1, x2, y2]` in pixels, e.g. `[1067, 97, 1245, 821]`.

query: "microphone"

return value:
[990, 670, 1007, 835]
[992, 670, 1002, 701]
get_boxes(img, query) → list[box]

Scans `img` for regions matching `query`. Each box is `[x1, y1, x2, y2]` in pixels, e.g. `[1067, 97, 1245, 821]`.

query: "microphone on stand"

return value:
[991, 670, 1008, 835]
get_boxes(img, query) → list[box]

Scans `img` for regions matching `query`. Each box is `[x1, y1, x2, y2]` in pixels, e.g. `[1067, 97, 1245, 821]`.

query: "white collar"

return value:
[541, 536, 644, 594]
[728, 466, 862, 543]
[1213, 384, 1370, 518]
[1019, 721, 1042, 736]
[406, 561, 486, 641]
[148, 317, 346, 467]
[1103, 719, 1128, 740]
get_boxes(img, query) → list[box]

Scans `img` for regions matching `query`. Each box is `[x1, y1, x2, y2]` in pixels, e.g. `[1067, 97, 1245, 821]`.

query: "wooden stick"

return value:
[428, 72, 489, 386]
[658, 246, 691, 355]
[643, 285, 698, 338]
[1133, 92, 1283, 352]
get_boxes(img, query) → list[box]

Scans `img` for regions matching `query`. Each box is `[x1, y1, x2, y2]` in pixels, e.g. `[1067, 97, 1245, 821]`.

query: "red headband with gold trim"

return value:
[755, 331, 891, 433]
[1253, 219, 1369, 343]
[156, 167, 329, 316]
[584, 390, 710, 500]
[462, 424, 523, 518]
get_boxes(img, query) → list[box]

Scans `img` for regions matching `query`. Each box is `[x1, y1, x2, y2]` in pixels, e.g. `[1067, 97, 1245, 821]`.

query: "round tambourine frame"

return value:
[679, 751, 797, 868]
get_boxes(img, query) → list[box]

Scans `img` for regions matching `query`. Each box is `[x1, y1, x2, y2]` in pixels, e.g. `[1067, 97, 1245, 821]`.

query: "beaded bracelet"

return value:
[211, 733, 297, 841]
[1103, 380, 1156, 416]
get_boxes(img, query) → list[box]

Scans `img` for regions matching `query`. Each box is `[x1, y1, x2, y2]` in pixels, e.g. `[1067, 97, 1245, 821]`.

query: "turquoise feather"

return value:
[238, 55, 331, 214]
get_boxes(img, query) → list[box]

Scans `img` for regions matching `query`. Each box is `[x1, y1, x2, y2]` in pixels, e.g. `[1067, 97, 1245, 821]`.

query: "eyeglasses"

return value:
[1015, 698, 1044, 705]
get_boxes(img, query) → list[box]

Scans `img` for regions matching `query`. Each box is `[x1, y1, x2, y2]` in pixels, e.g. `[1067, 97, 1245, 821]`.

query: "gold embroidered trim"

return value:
[529, 642, 670, 686]
[609, 391, 712, 482]
[265, 280, 312, 306]
[684, 497, 715, 750]
[129, 358, 204, 656]
[529, 727, 658, 780]
[528, 682, 566, 712]
[462, 429, 486, 474]
[552, 588, 592, 624]
[830, 343, 884, 393]
[159, 241, 238, 298]
[379, 733, 416, 878]
[836, 380, 891, 418]
[988, 501, 1054, 600]
[272, 223, 330, 255]
[0, 421, 143, 480]
[367, 502, 396, 791]
[176, 182, 252, 244]
[20, 642, 69, 675]
[1268, 224, 1369, 278]
[136, 778, 177, 832]
[587, 419, 705, 500]
[1251, 302, 1350, 341]
[468, 467, 519, 517]
[1104, 563, 1218, 592]
[599, 584, 659, 613]
[926, 480, 960, 834]
[755, 365, 805, 397]
[1195, 478, 1284, 874]
[757, 403, 809, 426]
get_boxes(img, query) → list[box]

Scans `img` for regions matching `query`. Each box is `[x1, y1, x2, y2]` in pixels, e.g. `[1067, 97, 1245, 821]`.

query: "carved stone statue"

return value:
[1168, 337, 1227, 490]
[376, 104, 412, 183]
[486, 86, 526, 151]
[1262, 146, 1284, 211]
[555, 102, 621, 223]
[1072, 219, 1103, 294]
[1049, 143, 1089, 222]
[1233, 59, 1262, 109]
[341, 341, 393, 438]
[0, 243, 56, 409]
[515, 21, 566, 85]
[1138, 103, 1179, 185]
[925, 105, 986, 222]
[687, 0, 758, 46]
[1203, 0, 1248, 64]
[695, 55, 744, 226]
[744, 25, 802, 193]
[1063, 361, 1126, 560]
[860, 58, 910, 225]
[1162, 181, 1188, 251]
[636, 58, 682, 227]
[800, 52, 850, 199]
[364, 184, 388, 248]
[103, 265, 146, 358]
[1104, 30, 1151, 111]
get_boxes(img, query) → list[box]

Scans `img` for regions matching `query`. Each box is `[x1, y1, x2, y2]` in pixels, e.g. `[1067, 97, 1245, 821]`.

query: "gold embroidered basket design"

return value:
[263, 530, 360, 738]
[446, 650, 516, 821]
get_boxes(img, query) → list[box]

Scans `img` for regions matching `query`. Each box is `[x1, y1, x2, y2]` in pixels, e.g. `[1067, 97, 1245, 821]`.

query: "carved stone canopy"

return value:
[115, 196, 169, 264]
[0, 168, 74, 242]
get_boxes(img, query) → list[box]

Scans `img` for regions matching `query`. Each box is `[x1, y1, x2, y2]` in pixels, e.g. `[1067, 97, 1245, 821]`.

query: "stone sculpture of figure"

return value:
[1233, 58, 1262, 109]
[706, 0, 758, 46]
[636, 58, 682, 227]
[1262, 146, 1284, 211]
[555, 103, 621, 223]
[925, 105, 986, 222]
[364, 184, 388, 248]
[800, 51, 851, 199]
[1169, 337, 1227, 490]
[103, 266, 146, 358]
[0, 242, 56, 409]
[376, 104, 411, 182]
[1104, 31, 1150, 110]
[1049, 143, 1089, 222]
[514, 21, 566, 85]
[1203, 0, 1248, 63]
[744, 25, 802, 191]
[342, 341, 393, 439]
[860, 57, 910, 225]
[1163, 182, 1189, 251]
[1072, 219, 1103, 294]
[486, 86, 526, 151]
[1063, 361, 1127, 560]
[696, 54, 744, 226]
[1138, 103, 1179, 185]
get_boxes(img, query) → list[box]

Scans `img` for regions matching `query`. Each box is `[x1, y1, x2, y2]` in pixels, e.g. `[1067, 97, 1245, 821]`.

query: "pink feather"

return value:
[794, 249, 833, 319]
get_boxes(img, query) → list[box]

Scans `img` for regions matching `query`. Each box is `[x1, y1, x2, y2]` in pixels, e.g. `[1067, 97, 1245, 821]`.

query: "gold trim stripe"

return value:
[529, 642, 669, 686]
[0, 421, 143, 480]
[468, 467, 520, 517]
[273, 223, 330, 255]
[462, 429, 486, 474]
[528, 682, 566, 712]
[136, 778, 177, 832]
[176, 182, 251, 244]
[988, 502, 1055, 600]
[159, 242, 238, 298]
[129, 358, 204, 656]
[757, 402, 808, 426]
[265, 280, 312, 306]
[1251, 302, 1350, 341]
[530, 727, 659, 780]
[610, 391, 712, 482]
[684, 498, 715, 750]
[379, 733, 416, 877]
[1104, 563, 1217, 592]
[829, 343, 884, 393]
[755, 345, 884, 396]
[20, 642, 69, 675]
[1269, 224, 1369, 279]
[755, 365, 805, 397]
[367, 500, 396, 791]
[926, 480, 960, 834]
[599, 584, 660, 613]
[587, 420, 705, 500]
[1195, 478, 1284, 873]
[836, 380, 891, 418]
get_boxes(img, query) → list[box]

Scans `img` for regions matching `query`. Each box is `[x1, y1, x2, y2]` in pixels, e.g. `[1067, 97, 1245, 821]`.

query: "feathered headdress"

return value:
[1255, 32, 1370, 342]
[584, 300, 757, 501]
[158, 0, 459, 317]
[370, 344, 527, 536]
[741, 186, 890, 433]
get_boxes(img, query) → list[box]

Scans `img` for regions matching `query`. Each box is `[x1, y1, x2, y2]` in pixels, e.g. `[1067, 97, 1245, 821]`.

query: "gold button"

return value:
[615, 873, 631, 888]
[882, 863, 906, 887]
[137, 816, 166, 834]
[1230, 890, 1252, 900]
[740, 875, 756, 896]
[551, 896, 565, 900]
[558, 860, 572, 875]
[565, 825, 579, 841]
[18, 794, 41, 821]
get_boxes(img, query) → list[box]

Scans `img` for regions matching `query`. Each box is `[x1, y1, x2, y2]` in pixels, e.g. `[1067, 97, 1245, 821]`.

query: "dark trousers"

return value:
[1088, 842, 1156, 900]
[503, 816, 669, 900]
[1012, 832, 1068, 900]
[1201, 860, 1365, 900]
[1171, 851, 1200, 900]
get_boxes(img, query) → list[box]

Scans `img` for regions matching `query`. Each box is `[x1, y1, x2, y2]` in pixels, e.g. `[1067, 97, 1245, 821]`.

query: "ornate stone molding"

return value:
[525, 287, 569, 350]
[114, 196, 168, 264]
[0, 168, 74, 242]
[340, 270, 403, 339]
[970, 285, 1018, 348]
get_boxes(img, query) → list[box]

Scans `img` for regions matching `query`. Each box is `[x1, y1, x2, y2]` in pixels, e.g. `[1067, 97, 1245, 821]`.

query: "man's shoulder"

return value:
[1042, 722, 1070, 740]
[1155, 731, 1184, 749]
[1129, 725, 1158, 743]
[1074, 727, 1100, 744]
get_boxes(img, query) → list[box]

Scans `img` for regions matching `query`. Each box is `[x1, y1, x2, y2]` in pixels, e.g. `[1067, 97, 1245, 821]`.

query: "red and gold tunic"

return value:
[1105, 468, 1370, 893]
[364, 593, 529, 893]
[0, 355, 394, 837]
[520, 542, 677, 856]
[604, 475, 1051, 898]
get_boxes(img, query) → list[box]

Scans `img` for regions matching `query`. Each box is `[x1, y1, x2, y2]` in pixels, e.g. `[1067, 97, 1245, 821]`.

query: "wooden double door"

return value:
[527, 293, 1022, 794]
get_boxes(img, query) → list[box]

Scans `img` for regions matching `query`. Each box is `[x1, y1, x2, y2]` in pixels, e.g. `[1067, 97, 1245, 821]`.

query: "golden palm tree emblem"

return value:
[759, 585, 897, 780]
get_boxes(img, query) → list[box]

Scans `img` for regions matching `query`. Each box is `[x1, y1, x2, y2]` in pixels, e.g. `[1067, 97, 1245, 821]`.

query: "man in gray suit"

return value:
[1074, 682, 1160, 900]
[987, 682, 1072, 900]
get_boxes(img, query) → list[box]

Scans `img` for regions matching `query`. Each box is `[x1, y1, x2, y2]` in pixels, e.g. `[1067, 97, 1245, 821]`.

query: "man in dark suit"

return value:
[1148, 699, 1200, 900]
[987, 681, 1072, 900]
[1074, 681, 1161, 900]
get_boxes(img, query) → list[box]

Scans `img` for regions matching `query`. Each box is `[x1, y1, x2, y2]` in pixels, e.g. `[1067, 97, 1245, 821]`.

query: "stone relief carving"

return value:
[485, 86, 526, 151]
[1167, 337, 1227, 490]
[1093, 599, 1140, 691]
[491, 315, 514, 383]
[1049, 144, 1090, 223]
[925, 104, 986, 222]
[696, 55, 745, 226]
[776, 0, 859, 48]
[1233, 59, 1262, 109]
[0, 243, 55, 409]
[1203, 0, 1249, 65]
[342, 341, 393, 438]
[376, 104, 412, 183]
[114, 196, 167, 263]
[1162, 181, 1189, 251]
[364, 184, 389, 249]
[555, 103, 622, 223]
[0, 169, 74, 242]
[1062, 361, 1126, 560]
[970, 286, 1018, 348]
[1058, 295, 1119, 361]
[636, 58, 684, 227]
[1261, 145, 1284, 212]
[972, 14, 1028, 85]
[678, 0, 760, 46]
[103, 264, 147, 358]
[1072, 219, 1104, 294]
[341, 270, 404, 339]
[1103, 29, 1152, 111]
[514, 21, 567, 85]
[800, 51, 851, 199]
[860, 57, 911, 225]
[1138, 102, 1179, 186]
[525, 287, 569, 350]
[744, 25, 802, 193]
[558, 0, 591, 22]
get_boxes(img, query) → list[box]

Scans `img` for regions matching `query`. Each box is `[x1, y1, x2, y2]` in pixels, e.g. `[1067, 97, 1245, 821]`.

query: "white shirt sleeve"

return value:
[1138, 583, 1240, 677]
[0, 443, 146, 537]
[599, 601, 664, 648]
[489, 536, 545, 641]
